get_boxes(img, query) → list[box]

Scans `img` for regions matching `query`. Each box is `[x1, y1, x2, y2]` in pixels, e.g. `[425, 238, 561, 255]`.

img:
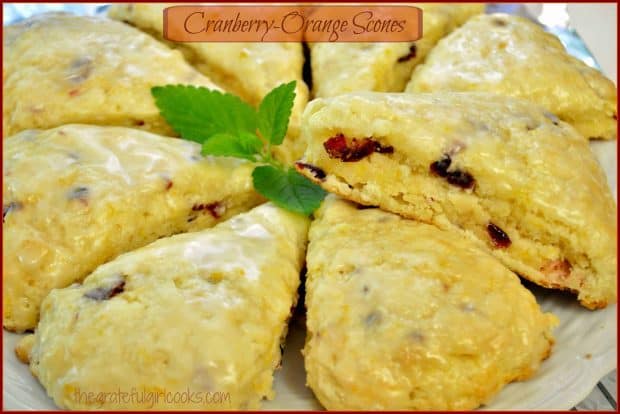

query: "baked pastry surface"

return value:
[108, 3, 309, 164]
[297, 92, 617, 309]
[18, 203, 309, 410]
[3, 12, 219, 137]
[304, 196, 557, 410]
[310, 3, 484, 98]
[3, 124, 262, 332]
[407, 13, 617, 140]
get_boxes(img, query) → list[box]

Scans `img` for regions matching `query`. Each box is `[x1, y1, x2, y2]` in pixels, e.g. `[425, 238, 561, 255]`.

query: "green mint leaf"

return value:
[152, 85, 256, 143]
[252, 165, 326, 215]
[257, 81, 296, 145]
[201, 132, 264, 161]
[152, 82, 321, 216]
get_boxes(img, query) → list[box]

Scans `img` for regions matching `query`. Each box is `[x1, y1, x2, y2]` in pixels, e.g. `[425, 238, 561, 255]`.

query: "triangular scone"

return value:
[297, 92, 617, 309]
[17, 204, 309, 410]
[108, 4, 309, 164]
[304, 197, 557, 410]
[3, 125, 263, 332]
[2, 13, 220, 138]
[407, 14, 617, 140]
[309, 3, 484, 98]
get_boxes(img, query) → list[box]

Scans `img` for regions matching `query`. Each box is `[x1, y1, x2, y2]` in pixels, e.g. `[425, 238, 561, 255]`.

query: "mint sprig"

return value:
[152, 81, 326, 215]
[258, 82, 295, 146]
[152, 85, 256, 143]
[200, 132, 263, 161]
[252, 165, 326, 215]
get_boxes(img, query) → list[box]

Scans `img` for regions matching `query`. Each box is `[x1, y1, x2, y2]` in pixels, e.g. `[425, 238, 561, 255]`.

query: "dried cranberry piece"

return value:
[430, 154, 452, 177]
[430, 154, 475, 189]
[323, 134, 393, 162]
[346, 138, 376, 161]
[205, 202, 224, 219]
[323, 134, 349, 159]
[192, 202, 224, 218]
[374, 142, 394, 154]
[446, 170, 475, 189]
[487, 223, 511, 248]
[397, 44, 417, 62]
[295, 162, 326, 181]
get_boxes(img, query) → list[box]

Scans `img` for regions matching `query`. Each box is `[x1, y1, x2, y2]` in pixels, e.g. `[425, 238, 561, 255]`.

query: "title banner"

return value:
[163, 5, 422, 42]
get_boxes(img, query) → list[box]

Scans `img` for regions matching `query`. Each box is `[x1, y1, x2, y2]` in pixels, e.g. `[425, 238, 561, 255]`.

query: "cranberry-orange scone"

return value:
[3, 13, 220, 137]
[304, 197, 557, 410]
[309, 3, 484, 98]
[296, 93, 617, 309]
[108, 3, 309, 164]
[406, 14, 617, 140]
[3, 125, 262, 332]
[16, 204, 309, 409]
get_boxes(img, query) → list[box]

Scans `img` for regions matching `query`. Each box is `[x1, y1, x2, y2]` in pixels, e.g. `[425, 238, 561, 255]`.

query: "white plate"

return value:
[3, 140, 617, 411]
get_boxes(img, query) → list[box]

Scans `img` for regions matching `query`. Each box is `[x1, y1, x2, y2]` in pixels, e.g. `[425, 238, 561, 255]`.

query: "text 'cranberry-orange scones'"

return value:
[406, 14, 617, 140]
[3, 125, 262, 332]
[304, 197, 557, 410]
[3, 13, 220, 137]
[297, 92, 617, 309]
[17, 204, 309, 410]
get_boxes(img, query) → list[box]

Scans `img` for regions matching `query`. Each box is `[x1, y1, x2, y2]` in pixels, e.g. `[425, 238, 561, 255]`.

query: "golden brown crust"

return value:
[3, 13, 219, 137]
[25, 204, 309, 410]
[299, 92, 617, 310]
[304, 197, 558, 410]
[407, 14, 617, 140]
[3, 125, 262, 331]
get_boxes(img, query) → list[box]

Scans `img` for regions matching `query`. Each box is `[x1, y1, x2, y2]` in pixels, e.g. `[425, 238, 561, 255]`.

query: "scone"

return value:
[16, 203, 309, 410]
[297, 92, 617, 309]
[304, 197, 557, 410]
[310, 3, 484, 98]
[108, 3, 309, 164]
[3, 124, 263, 332]
[406, 13, 617, 140]
[3, 12, 221, 138]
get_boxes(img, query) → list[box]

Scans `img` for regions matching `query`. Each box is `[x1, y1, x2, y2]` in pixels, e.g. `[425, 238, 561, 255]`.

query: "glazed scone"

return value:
[310, 3, 484, 98]
[407, 13, 617, 140]
[108, 3, 309, 164]
[18, 204, 309, 410]
[297, 93, 617, 309]
[304, 197, 557, 410]
[3, 125, 263, 332]
[2, 12, 220, 138]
